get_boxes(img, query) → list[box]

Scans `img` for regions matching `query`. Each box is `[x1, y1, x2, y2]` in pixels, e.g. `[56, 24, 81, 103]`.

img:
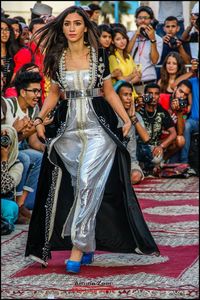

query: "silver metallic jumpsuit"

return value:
[53, 70, 117, 252]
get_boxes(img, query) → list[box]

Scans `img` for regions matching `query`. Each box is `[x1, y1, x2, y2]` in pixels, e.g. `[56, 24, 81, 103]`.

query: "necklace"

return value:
[145, 108, 157, 119]
[58, 45, 94, 91]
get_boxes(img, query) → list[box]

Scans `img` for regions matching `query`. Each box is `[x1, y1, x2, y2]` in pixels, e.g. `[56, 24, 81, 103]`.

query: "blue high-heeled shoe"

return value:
[81, 252, 94, 265]
[66, 260, 81, 273]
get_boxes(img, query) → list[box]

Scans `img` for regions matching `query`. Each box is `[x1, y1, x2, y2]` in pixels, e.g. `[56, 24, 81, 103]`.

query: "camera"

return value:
[169, 36, 178, 48]
[178, 98, 188, 109]
[142, 93, 154, 104]
[1, 134, 12, 148]
[140, 19, 159, 40]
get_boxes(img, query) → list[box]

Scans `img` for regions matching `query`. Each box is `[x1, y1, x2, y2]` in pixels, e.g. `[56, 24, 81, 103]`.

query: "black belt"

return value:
[134, 80, 156, 86]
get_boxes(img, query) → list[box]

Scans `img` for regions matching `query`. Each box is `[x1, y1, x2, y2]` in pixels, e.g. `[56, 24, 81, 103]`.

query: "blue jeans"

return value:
[1, 198, 19, 225]
[180, 119, 199, 163]
[16, 151, 31, 195]
[156, 20, 185, 38]
[16, 148, 43, 199]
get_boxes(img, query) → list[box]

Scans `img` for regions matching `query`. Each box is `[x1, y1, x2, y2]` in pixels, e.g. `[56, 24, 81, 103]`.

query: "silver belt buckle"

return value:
[79, 90, 85, 97]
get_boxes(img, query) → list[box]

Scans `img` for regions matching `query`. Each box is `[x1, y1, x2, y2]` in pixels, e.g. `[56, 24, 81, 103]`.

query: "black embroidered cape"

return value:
[25, 48, 160, 263]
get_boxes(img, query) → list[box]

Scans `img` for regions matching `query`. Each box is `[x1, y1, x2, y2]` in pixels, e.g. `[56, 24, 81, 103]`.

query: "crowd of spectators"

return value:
[1, 2, 199, 234]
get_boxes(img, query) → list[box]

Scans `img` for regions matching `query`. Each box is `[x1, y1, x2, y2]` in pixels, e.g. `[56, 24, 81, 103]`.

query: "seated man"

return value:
[116, 81, 149, 184]
[137, 83, 177, 173]
[1, 125, 23, 232]
[159, 80, 192, 162]
[3, 72, 47, 223]
[172, 68, 199, 172]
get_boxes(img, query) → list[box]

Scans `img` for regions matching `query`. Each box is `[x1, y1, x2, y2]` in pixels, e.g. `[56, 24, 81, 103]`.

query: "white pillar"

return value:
[183, 1, 190, 28]
[148, 1, 159, 19]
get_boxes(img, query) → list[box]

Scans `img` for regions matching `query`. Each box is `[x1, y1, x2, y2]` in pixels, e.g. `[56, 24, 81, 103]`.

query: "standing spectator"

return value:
[159, 16, 191, 69]
[88, 3, 101, 25]
[156, 1, 184, 38]
[127, 6, 163, 94]
[158, 52, 186, 94]
[1, 125, 23, 232]
[181, 2, 199, 59]
[30, 3, 53, 21]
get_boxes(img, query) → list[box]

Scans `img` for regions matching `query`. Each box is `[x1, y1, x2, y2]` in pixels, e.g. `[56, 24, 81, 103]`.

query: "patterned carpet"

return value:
[1, 177, 199, 299]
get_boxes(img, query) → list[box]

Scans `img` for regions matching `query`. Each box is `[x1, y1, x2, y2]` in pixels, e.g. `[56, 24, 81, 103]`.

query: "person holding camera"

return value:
[136, 83, 176, 174]
[156, 1, 185, 38]
[181, 2, 199, 59]
[1, 125, 23, 234]
[160, 80, 192, 162]
[159, 16, 191, 67]
[169, 58, 199, 173]
[127, 6, 163, 94]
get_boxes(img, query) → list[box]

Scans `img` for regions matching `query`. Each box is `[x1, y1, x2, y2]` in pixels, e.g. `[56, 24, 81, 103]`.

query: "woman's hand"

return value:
[43, 115, 54, 126]
[122, 119, 131, 137]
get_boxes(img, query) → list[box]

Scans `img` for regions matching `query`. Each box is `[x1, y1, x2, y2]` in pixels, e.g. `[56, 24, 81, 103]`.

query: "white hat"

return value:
[31, 3, 53, 16]
[191, 2, 199, 15]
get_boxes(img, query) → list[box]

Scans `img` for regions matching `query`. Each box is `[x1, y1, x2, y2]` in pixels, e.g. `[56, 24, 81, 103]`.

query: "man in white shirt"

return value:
[3, 71, 45, 223]
[127, 6, 163, 94]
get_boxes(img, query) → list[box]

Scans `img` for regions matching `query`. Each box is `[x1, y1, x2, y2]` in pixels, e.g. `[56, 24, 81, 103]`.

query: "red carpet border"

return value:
[1, 177, 199, 299]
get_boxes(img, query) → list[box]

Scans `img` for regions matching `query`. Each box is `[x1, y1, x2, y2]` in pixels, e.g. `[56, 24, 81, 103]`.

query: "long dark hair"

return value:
[110, 27, 129, 60]
[1, 18, 17, 57]
[160, 52, 186, 93]
[34, 6, 99, 80]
